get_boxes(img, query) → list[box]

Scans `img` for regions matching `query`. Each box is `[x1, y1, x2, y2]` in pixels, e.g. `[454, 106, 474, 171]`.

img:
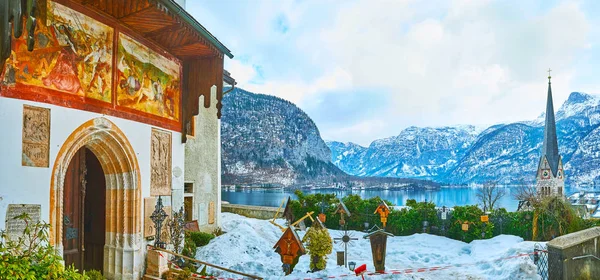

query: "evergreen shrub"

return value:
[0, 213, 88, 280]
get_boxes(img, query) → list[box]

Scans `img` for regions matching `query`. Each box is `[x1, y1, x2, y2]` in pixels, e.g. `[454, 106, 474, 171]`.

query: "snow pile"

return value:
[196, 213, 541, 280]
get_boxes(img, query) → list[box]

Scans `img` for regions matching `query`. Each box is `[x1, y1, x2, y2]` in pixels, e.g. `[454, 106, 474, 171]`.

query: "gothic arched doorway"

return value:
[49, 117, 142, 279]
[62, 147, 106, 273]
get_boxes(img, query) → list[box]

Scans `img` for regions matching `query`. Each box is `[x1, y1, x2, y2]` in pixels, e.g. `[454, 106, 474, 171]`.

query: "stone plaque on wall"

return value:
[208, 201, 215, 224]
[150, 128, 172, 196]
[144, 197, 157, 238]
[22, 105, 50, 167]
[5, 204, 41, 241]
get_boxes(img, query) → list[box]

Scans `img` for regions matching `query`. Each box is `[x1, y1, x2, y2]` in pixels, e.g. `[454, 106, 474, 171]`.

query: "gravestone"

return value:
[144, 197, 157, 238]
[5, 204, 41, 241]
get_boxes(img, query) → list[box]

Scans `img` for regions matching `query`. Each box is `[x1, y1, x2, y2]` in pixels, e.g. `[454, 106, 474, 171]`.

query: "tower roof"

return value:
[542, 72, 561, 176]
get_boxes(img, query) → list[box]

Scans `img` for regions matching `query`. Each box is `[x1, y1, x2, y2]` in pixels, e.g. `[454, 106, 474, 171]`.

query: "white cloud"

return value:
[226, 59, 257, 87]
[242, 67, 353, 106]
[311, 0, 590, 139]
[198, 0, 593, 145]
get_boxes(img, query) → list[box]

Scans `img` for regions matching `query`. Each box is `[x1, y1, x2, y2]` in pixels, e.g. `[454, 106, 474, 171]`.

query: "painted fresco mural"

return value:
[117, 33, 180, 121]
[2, 1, 113, 102]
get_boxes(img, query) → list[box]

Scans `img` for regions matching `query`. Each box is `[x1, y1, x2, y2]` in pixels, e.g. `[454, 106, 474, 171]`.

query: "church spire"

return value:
[542, 68, 560, 176]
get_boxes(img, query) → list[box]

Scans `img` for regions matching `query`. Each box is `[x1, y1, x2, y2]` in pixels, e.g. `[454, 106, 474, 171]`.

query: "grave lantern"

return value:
[273, 226, 306, 275]
[334, 200, 351, 227]
[374, 201, 391, 228]
[348, 261, 356, 271]
[363, 227, 394, 272]
[480, 215, 489, 223]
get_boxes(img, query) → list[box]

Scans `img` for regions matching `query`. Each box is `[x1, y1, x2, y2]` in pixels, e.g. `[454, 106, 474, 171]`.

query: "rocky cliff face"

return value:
[328, 92, 600, 185]
[221, 88, 342, 186]
[220, 88, 439, 189]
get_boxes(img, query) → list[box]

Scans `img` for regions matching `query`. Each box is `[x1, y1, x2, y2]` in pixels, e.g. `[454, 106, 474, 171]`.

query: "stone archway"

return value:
[49, 117, 142, 279]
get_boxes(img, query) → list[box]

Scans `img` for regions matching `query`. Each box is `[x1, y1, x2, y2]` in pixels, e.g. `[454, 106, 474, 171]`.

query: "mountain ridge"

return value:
[220, 88, 440, 189]
[328, 92, 600, 185]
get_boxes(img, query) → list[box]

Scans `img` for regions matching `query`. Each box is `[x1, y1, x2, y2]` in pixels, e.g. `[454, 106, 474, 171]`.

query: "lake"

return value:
[222, 186, 576, 211]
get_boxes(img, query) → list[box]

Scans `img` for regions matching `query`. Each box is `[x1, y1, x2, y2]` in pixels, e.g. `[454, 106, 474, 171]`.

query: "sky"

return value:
[187, 0, 600, 147]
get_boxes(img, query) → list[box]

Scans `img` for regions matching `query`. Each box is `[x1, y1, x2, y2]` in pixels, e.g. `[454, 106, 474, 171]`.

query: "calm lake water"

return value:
[222, 186, 576, 211]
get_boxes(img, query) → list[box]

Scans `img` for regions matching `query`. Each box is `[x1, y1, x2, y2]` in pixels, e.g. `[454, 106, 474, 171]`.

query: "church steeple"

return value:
[542, 69, 560, 177]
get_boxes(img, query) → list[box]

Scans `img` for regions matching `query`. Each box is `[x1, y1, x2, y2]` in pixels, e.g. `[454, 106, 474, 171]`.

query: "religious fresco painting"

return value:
[117, 33, 180, 121]
[2, 1, 114, 102]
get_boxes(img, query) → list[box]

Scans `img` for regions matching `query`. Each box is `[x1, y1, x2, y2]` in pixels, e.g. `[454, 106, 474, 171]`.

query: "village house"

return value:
[0, 0, 234, 279]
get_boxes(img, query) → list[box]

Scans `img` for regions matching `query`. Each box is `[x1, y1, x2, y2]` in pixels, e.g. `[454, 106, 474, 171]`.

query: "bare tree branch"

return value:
[476, 181, 507, 211]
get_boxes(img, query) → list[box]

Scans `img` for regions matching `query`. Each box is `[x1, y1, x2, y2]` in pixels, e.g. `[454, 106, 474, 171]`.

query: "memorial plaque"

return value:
[22, 105, 50, 167]
[5, 204, 41, 240]
[337, 251, 345, 266]
[184, 220, 200, 232]
[150, 128, 172, 196]
[144, 197, 157, 238]
[208, 201, 215, 224]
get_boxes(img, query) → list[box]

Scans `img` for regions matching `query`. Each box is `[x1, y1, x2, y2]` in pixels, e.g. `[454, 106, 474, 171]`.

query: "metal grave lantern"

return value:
[363, 227, 394, 272]
[334, 200, 351, 227]
[374, 200, 391, 228]
[274, 226, 306, 275]
[150, 196, 168, 249]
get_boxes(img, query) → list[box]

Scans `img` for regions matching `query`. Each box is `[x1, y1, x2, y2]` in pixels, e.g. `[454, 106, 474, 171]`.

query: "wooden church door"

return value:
[63, 148, 86, 270]
[63, 148, 106, 272]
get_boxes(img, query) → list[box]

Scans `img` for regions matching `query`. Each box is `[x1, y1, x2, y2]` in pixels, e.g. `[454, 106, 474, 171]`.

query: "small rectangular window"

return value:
[184, 182, 193, 194]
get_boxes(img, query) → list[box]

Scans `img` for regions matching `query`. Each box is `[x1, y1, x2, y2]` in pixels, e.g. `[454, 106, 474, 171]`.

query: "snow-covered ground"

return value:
[196, 213, 541, 280]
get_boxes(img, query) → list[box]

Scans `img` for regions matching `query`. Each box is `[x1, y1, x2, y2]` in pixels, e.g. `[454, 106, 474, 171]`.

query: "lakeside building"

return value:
[0, 0, 234, 278]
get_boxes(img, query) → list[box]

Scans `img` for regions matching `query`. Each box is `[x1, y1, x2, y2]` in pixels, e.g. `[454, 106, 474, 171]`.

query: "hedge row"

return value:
[290, 191, 599, 242]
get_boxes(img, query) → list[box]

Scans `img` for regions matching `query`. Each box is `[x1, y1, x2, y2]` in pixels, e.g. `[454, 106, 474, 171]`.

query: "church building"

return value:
[0, 0, 234, 279]
[536, 71, 565, 197]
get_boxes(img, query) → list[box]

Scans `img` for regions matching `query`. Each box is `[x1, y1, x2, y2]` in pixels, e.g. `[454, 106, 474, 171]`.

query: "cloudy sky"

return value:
[188, 0, 600, 146]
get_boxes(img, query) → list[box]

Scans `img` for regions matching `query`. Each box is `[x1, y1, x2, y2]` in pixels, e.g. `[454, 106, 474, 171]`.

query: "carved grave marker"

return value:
[5, 204, 41, 241]
[150, 128, 172, 196]
[22, 105, 50, 167]
[144, 197, 157, 238]
[208, 201, 215, 224]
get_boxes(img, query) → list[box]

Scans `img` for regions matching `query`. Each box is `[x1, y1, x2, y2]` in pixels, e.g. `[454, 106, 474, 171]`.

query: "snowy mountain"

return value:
[328, 92, 600, 185]
[220, 88, 439, 189]
[327, 126, 482, 180]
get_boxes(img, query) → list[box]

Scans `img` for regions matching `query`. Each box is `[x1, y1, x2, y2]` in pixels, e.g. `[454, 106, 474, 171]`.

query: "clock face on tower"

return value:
[542, 170, 550, 179]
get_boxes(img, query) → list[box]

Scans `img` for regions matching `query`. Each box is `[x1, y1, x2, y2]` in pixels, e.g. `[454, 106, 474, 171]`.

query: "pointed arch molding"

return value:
[49, 117, 142, 279]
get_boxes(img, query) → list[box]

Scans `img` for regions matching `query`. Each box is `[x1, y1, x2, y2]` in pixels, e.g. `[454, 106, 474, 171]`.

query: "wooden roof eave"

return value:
[70, 0, 233, 60]
[154, 0, 233, 59]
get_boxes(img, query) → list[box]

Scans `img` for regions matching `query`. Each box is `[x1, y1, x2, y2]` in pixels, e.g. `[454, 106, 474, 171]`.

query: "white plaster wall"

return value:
[0, 96, 185, 232]
[184, 86, 221, 232]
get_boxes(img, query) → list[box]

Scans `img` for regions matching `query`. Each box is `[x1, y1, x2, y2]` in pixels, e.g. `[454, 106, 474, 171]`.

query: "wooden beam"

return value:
[144, 23, 185, 38]
[291, 212, 315, 227]
[170, 42, 213, 55]
[117, 4, 154, 19]
[149, 246, 263, 280]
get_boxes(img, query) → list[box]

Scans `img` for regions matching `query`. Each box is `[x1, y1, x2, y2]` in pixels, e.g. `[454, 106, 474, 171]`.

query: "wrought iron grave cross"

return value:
[150, 196, 168, 249]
